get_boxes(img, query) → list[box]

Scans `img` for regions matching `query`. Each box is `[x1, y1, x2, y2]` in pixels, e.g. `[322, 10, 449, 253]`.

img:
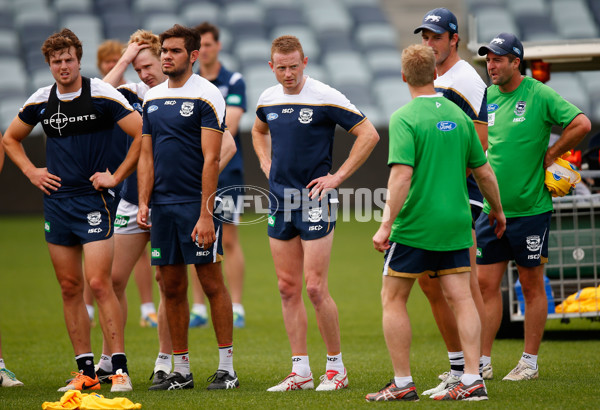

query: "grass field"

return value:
[0, 214, 599, 409]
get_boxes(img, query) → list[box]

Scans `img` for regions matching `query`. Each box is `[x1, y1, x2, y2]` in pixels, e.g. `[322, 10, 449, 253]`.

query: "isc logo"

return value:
[164, 100, 176, 105]
[88, 228, 102, 233]
[282, 108, 294, 114]
[196, 250, 210, 256]
[308, 225, 323, 231]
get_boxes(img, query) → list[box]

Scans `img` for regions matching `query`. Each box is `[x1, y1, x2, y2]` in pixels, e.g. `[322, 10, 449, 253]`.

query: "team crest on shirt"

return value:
[298, 108, 313, 124]
[526, 235, 541, 252]
[180, 101, 194, 117]
[514, 101, 526, 116]
[87, 211, 102, 226]
[307, 207, 322, 223]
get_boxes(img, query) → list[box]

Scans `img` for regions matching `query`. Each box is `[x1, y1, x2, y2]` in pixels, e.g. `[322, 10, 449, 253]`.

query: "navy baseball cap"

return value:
[414, 8, 458, 35]
[478, 32, 524, 59]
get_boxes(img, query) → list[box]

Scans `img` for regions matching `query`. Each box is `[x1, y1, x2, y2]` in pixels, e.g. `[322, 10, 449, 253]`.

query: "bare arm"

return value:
[474, 122, 488, 152]
[544, 113, 591, 169]
[0, 132, 4, 174]
[136, 134, 154, 229]
[2, 116, 61, 195]
[103, 42, 149, 87]
[251, 116, 272, 179]
[472, 162, 506, 238]
[224, 106, 244, 137]
[191, 128, 223, 248]
[373, 164, 412, 252]
[89, 111, 143, 190]
[219, 128, 237, 173]
[307, 118, 380, 199]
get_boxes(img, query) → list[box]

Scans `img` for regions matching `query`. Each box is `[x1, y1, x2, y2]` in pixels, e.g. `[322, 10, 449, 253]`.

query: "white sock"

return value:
[461, 373, 480, 386]
[192, 304, 207, 316]
[291, 355, 311, 378]
[481, 355, 491, 367]
[394, 375, 413, 387]
[232, 303, 245, 315]
[98, 354, 112, 372]
[155, 352, 172, 373]
[448, 351, 464, 377]
[173, 351, 190, 376]
[325, 353, 344, 373]
[218, 344, 234, 376]
[140, 302, 156, 318]
[521, 352, 538, 369]
[86, 304, 95, 321]
[0, 358, 5, 369]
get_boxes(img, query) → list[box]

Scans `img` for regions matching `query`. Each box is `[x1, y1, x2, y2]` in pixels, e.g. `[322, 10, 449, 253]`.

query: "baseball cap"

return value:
[478, 32, 524, 59]
[414, 8, 458, 35]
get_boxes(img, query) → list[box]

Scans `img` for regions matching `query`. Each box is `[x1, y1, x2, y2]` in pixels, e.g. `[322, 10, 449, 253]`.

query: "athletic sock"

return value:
[521, 352, 538, 369]
[325, 352, 345, 373]
[154, 352, 172, 373]
[232, 303, 245, 316]
[461, 373, 480, 386]
[0, 358, 5, 369]
[218, 343, 234, 376]
[85, 304, 95, 321]
[98, 354, 112, 372]
[291, 355, 311, 378]
[448, 351, 465, 377]
[192, 304, 207, 316]
[111, 353, 128, 375]
[140, 302, 156, 318]
[394, 375, 413, 388]
[75, 353, 95, 378]
[481, 355, 491, 368]
[173, 350, 190, 377]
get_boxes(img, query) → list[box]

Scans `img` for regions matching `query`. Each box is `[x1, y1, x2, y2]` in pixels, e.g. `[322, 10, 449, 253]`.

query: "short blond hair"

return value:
[128, 29, 161, 59]
[97, 39, 124, 69]
[401, 44, 436, 87]
[271, 35, 304, 61]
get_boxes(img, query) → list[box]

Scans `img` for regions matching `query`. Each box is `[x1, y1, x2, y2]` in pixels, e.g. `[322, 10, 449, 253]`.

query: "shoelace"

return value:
[0, 368, 18, 380]
[110, 373, 127, 384]
[207, 371, 225, 383]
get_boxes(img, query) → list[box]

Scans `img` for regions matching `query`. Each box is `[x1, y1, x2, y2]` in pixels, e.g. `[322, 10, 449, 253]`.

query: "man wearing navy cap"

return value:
[413, 7, 490, 398]
[477, 32, 591, 381]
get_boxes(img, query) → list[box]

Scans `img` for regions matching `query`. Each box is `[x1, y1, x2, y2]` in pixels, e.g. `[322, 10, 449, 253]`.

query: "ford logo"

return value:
[267, 112, 278, 121]
[487, 104, 499, 112]
[147, 105, 158, 113]
[437, 121, 457, 131]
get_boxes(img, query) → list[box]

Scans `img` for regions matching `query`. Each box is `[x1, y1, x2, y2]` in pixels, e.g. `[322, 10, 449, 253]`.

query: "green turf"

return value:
[0, 215, 599, 409]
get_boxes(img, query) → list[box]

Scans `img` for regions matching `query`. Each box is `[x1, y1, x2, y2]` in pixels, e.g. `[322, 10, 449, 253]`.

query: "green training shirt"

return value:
[484, 76, 582, 217]
[388, 95, 487, 251]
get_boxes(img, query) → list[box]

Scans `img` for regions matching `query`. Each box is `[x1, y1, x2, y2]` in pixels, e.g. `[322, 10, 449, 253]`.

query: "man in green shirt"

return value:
[367, 44, 505, 402]
[477, 33, 591, 381]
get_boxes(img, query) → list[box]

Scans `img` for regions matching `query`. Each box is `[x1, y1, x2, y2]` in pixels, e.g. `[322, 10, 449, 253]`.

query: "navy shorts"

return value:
[43, 192, 116, 246]
[475, 211, 551, 267]
[267, 202, 337, 241]
[150, 202, 223, 266]
[383, 242, 471, 278]
[471, 203, 482, 229]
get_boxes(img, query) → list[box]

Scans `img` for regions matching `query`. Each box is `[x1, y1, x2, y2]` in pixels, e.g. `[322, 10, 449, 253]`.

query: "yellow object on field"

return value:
[545, 153, 582, 197]
[555, 285, 600, 313]
[42, 391, 141, 410]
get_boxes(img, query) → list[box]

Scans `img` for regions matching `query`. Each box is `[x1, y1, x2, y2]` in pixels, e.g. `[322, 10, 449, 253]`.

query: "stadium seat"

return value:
[476, 7, 519, 43]
[94, 0, 132, 13]
[318, 30, 357, 54]
[0, 10, 14, 31]
[233, 37, 271, 70]
[515, 14, 561, 42]
[336, 83, 375, 107]
[355, 24, 399, 53]
[0, 58, 28, 98]
[348, 5, 388, 25]
[0, 30, 21, 58]
[589, 0, 600, 26]
[24, 49, 49, 75]
[373, 78, 412, 119]
[54, 0, 93, 17]
[132, 0, 177, 20]
[366, 50, 402, 80]
[322, 51, 372, 88]
[180, 3, 220, 28]
[218, 52, 240, 73]
[507, 0, 547, 17]
[60, 15, 103, 43]
[30, 68, 55, 93]
[546, 72, 591, 115]
[303, 1, 353, 35]
[265, 5, 306, 27]
[0, 96, 29, 131]
[143, 14, 180, 35]
[229, 21, 268, 42]
[101, 11, 140, 42]
[551, 0, 599, 38]
[303, 63, 329, 84]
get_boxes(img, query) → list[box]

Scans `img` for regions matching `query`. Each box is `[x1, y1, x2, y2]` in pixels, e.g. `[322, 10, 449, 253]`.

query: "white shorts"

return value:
[114, 199, 151, 235]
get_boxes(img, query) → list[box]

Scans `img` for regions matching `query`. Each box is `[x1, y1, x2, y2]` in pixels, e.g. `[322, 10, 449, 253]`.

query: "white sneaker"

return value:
[0, 368, 24, 387]
[437, 371, 450, 381]
[503, 359, 538, 381]
[423, 373, 461, 397]
[315, 369, 348, 391]
[482, 363, 493, 380]
[267, 372, 314, 392]
[110, 369, 133, 392]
